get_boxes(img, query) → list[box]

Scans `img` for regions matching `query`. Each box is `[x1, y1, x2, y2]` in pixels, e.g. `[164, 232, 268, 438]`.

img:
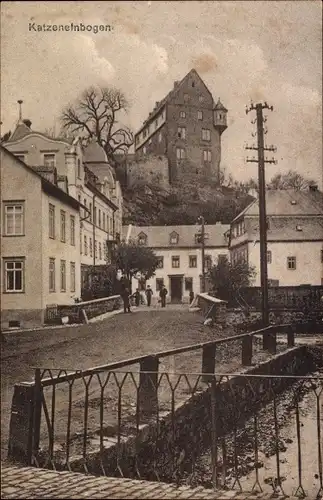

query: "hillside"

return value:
[122, 180, 254, 226]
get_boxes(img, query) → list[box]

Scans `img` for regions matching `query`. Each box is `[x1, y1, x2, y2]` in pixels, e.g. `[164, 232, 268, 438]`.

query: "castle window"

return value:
[202, 129, 211, 141]
[143, 146, 147, 155]
[199, 95, 204, 102]
[180, 111, 186, 118]
[177, 127, 186, 139]
[158, 132, 162, 143]
[192, 82, 195, 87]
[197, 111, 203, 120]
[176, 148, 186, 160]
[170, 232, 179, 245]
[155, 119, 158, 129]
[203, 150, 212, 162]
[138, 232, 147, 246]
[183, 93, 189, 102]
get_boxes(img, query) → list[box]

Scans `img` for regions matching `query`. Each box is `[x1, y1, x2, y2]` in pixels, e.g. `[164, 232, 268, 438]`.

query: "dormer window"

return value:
[138, 232, 147, 246]
[296, 225, 303, 231]
[170, 231, 179, 245]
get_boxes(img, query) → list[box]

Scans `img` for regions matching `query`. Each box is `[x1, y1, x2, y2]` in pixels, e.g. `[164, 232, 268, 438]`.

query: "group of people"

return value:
[120, 283, 169, 313]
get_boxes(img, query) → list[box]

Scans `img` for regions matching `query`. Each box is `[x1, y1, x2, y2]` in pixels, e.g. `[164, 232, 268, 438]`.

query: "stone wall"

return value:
[126, 155, 169, 189]
[68, 346, 321, 480]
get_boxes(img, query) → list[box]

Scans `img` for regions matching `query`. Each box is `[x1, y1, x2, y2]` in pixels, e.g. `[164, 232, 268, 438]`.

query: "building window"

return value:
[4, 259, 24, 293]
[218, 254, 227, 264]
[77, 159, 81, 178]
[138, 232, 147, 245]
[157, 256, 164, 269]
[80, 231, 82, 254]
[143, 129, 147, 138]
[176, 148, 186, 160]
[49, 204, 55, 239]
[203, 150, 212, 162]
[98, 209, 101, 228]
[205, 255, 212, 270]
[60, 210, 66, 242]
[172, 256, 180, 268]
[84, 235, 88, 255]
[89, 238, 93, 257]
[185, 277, 193, 291]
[199, 95, 204, 103]
[178, 127, 186, 139]
[189, 255, 197, 268]
[94, 207, 97, 226]
[103, 213, 106, 231]
[60, 260, 66, 291]
[180, 111, 186, 118]
[202, 128, 211, 141]
[49, 258, 55, 292]
[43, 153, 56, 167]
[170, 232, 179, 245]
[70, 215, 75, 246]
[143, 146, 147, 155]
[95, 240, 98, 258]
[89, 203, 92, 223]
[70, 262, 76, 292]
[197, 111, 203, 120]
[287, 256, 296, 270]
[158, 132, 162, 143]
[99, 242, 102, 260]
[156, 278, 164, 291]
[3, 202, 24, 236]
[183, 93, 189, 103]
[267, 250, 272, 264]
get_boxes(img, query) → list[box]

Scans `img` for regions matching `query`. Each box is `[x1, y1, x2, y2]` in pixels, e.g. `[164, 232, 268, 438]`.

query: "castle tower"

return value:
[213, 98, 228, 135]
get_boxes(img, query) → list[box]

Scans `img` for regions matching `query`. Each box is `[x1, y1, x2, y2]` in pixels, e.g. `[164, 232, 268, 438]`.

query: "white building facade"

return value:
[124, 224, 230, 303]
[3, 121, 123, 291]
[229, 188, 323, 286]
[1, 147, 81, 329]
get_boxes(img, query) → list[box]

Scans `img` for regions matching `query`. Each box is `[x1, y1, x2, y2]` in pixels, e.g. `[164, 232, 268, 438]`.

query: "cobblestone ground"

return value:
[1, 306, 239, 459]
[0, 465, 285, 499]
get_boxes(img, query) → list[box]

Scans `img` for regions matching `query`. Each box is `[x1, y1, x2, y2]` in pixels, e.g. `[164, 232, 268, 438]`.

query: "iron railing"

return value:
[7, 323, 323, 497]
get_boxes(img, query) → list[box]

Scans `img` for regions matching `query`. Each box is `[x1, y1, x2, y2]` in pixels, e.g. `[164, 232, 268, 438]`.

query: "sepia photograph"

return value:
[1, 1, 322, 499]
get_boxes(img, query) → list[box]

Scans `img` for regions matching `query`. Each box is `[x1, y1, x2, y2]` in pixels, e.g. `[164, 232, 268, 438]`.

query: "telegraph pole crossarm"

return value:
[245, 101, 277, 329]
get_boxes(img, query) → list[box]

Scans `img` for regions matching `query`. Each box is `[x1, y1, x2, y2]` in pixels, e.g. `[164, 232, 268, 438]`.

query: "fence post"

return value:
[287, 326, 295, 348]
[139, 356, 159, 415]
[267, 330, 277, 355]
[8, 383, 35, 464]
[202, 344, 216, 382]
[32, 369, 42, 461]
[241, 335, 253, 366]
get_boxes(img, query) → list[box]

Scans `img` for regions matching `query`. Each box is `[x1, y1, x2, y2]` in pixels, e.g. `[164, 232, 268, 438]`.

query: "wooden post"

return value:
[32, 369, 42, 459]
[287, 327, 295, 348]
[267, 331, 277, 354]
[241, 335, 253, 366]
[202, 344, 216, 382]
[8, 383, 35, 464]
[138, 356, 159, 415]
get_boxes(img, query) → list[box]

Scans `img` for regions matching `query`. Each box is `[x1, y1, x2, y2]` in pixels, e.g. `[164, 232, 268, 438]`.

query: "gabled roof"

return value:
[214, 98, 228, 112]
[135, 68, 215, 136]
[9, 122, 32, 142]
[122, 224, 230, 248]
[247, 217, 323, 242]
[232, 189, 323, 222]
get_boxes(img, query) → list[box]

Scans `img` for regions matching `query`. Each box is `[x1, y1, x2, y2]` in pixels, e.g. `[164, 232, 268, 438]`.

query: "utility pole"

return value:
[198, 216, 206, 293]
[245, 102, 277, 327]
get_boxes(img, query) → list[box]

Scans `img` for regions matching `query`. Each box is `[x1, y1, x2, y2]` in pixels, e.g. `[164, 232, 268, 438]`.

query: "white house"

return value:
[124, 224, 230, 303]
[3, 118, 123, 290]
[1, 146, 81, 329]
[229, 187, 323, 286]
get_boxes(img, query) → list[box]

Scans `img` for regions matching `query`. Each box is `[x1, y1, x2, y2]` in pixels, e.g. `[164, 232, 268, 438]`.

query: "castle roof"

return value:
[83, 141, 108, 164]
[214, 98, 228, 112]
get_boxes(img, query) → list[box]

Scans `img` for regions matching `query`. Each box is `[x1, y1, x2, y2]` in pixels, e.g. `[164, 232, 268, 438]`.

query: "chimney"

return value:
[23, 119, 32, 129]
[309, 184, 318, 192]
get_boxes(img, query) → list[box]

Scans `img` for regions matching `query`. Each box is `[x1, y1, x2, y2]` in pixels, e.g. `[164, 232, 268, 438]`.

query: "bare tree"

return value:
[267, 170, 316, 190]
[61, 86, 133, 166]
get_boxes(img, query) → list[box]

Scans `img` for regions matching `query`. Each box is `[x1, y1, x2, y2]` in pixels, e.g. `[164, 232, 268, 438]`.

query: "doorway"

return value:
[170, 276, 183, 303]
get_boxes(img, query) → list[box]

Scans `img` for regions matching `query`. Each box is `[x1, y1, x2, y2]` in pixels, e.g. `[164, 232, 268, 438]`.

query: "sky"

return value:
[1, 1, 322, 186]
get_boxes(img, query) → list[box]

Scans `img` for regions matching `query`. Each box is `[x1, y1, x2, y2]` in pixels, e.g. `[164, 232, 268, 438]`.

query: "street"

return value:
[1, 306, 231, 460]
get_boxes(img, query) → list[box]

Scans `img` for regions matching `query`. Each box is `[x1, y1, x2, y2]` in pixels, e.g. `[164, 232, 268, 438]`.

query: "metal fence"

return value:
[7, 323, 323, 497]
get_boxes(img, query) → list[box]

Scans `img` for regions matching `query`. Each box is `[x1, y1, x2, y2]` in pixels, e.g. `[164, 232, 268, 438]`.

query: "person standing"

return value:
[145, 285, 153, 307]
[159, 285, 168, 308]
[121, 286, 131, 313]
[133, 288, 141, 307]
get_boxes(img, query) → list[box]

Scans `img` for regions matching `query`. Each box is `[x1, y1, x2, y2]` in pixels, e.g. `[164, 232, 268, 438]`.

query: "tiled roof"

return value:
[123, 224, 230, 248]
[84, 141, 108, 163]
[232, 189, 323, 221]
[9, 122, 32, 142]
[214, 98, 228, 112]
[247, 217, 323, 241]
